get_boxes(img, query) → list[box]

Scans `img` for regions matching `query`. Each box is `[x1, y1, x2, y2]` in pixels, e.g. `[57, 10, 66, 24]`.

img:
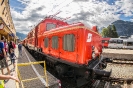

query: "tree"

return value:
[101, 28, 108, 37]
[107, 25, 113, 37]
[112, 25, 118, 38]
[101, 25, 119, 38]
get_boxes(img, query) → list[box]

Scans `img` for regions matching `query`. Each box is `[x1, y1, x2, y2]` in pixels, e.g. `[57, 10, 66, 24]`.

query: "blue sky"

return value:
[9, 0, 133, 34]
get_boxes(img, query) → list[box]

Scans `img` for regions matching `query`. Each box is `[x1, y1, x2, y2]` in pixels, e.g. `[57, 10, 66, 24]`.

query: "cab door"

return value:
[59, 31, 78, 63]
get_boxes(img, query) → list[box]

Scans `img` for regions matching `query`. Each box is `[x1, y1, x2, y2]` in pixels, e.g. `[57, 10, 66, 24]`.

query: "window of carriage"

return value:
[63, 34, 75, 52]
[52, 36, 58, 49]
[102, 40, 105, 43]
[109, 40, 117, 43]
[127, 42, 133, 46]
[117, 40, 123, 44]
[46, 23, 56, 31]
[44, 38, 49, 48]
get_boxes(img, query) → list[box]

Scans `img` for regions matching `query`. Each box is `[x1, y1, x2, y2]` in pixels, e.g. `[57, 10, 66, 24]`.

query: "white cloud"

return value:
[115, 0, 133, 16]
[10, 0, 132, 34]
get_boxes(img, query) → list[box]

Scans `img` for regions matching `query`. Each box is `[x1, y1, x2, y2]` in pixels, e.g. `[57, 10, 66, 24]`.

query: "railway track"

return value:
[92, 59, 133, 88]
[91, 49, 133, 88]
[17, 47, 59, 88]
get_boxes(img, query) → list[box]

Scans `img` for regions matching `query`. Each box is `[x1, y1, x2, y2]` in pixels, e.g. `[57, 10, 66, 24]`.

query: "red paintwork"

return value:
[23, 17, 102, 65]
[102, 38, 110, 48]
[37, 17, 68, 49]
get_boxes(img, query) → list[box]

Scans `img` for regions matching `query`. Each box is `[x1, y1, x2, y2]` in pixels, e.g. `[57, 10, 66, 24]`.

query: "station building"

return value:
[0, 0, 18, 42]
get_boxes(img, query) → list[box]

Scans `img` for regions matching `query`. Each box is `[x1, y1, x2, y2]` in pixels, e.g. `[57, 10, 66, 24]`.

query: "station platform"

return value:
[102, 48, 133, 54]
[102, 48, 133, 60]
[2, 46, 60, 88]
[1, 46, 19, 88]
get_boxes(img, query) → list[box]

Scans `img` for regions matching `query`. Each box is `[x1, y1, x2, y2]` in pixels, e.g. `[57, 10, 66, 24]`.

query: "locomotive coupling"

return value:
[93, 69, 112, 78]
[102, 58, 113, 63]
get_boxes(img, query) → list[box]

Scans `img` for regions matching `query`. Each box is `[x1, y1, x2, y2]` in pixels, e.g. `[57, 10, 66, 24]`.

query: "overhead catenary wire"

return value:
[30, 0, 74, 30]
[13, 0, 133, 35]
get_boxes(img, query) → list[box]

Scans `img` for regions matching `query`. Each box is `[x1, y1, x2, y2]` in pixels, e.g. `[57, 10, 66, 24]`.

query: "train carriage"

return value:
[123, 38, 133, 49]
[108, 38, 124, 49]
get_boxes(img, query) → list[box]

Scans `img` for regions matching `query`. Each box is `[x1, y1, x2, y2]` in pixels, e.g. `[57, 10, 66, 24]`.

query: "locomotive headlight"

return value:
[92, 52, 96, 59]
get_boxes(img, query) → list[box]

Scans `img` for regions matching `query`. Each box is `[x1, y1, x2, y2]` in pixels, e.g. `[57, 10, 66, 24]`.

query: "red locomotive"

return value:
[23, 16, 110, 87]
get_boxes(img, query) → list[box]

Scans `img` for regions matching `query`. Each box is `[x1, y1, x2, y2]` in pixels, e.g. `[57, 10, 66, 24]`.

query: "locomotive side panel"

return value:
[48, 34, 61, 58]
[38, 22, 46, 48]
[78, 28, 102, 65]
[58, 28, 78, 64]
[35, 26, 38, 48]
[75, 27, 91, 65]
[42, 36, 51, 55]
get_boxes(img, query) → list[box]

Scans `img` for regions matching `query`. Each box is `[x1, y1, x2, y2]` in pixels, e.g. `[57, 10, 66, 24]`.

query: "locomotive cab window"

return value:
[63, 34, 75, 52]
[52, 36, 58, 49]
[46, 23, 56, 31]
[44, 38, 49, 48]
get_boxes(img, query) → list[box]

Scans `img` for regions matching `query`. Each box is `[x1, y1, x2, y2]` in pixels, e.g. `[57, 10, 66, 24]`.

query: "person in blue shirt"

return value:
[0, 36, 10, 75]
[18, 41, 22, 57]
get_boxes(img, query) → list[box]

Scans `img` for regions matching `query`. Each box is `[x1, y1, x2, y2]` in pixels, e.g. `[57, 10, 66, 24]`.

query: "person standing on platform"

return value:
[12, 41, 16, 49]
[4, 39, 8, 56]
[18, 41, 22, 56]
[0, 36, 10, 75]
[10, 48, 16, 68]
[8, 41, 14, 55]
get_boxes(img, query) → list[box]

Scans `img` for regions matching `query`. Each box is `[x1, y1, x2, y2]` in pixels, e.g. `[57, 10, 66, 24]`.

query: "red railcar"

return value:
[102, 38, 110, 48]
[23, 17, 110, 87]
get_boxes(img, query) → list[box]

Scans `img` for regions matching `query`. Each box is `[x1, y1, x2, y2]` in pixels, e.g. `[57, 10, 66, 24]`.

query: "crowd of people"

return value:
[0, 36, 22, 86]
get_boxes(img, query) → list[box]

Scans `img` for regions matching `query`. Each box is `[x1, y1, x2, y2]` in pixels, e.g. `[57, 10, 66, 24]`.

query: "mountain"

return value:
[112, 20, 133, 36]
[16, 32, 26, 40]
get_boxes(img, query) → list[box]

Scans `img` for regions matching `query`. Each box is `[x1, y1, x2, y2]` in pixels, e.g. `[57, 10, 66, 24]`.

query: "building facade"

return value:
[0, 0, 18, 42]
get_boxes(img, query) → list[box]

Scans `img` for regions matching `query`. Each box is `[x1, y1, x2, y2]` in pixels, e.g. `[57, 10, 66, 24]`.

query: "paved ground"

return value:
[2, 46, 19, 88]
